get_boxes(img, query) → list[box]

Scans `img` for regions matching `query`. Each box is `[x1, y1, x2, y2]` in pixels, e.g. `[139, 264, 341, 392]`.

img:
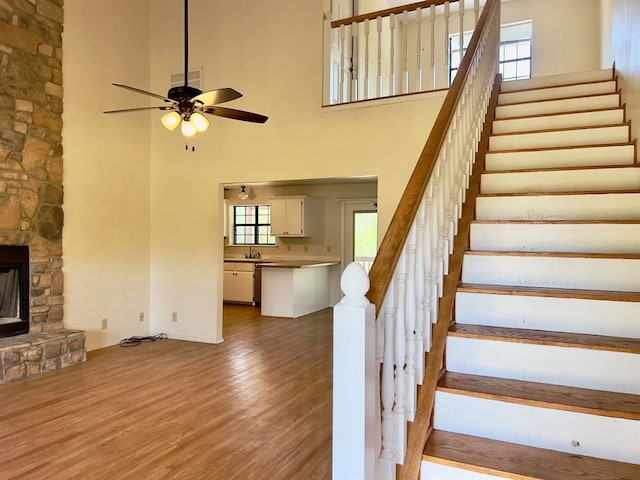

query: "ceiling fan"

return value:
[104, 0, 268, 138]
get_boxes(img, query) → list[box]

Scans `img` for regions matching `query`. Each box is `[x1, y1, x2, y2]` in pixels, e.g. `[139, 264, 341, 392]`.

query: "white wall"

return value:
[611, 0, 640, 144]
[501, 0, 602, 77]
[62, 0, 608, 350]
[62, 0, 152, 351]
[147, 0, 444, 344]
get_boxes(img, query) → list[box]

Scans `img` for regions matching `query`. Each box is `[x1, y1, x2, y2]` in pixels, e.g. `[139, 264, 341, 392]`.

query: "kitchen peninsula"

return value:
[259, 260, 340, 318]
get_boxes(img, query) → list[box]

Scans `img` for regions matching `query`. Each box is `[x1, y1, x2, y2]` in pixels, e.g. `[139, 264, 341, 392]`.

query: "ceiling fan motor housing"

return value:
[168, 85, 202, 102]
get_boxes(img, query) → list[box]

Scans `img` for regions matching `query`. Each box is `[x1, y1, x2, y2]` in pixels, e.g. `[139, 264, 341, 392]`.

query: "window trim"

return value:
[232, 204, 276, 246]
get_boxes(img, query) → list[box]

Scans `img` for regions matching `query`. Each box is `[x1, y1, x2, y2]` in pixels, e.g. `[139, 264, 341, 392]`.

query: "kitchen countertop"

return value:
[257, 260, 340, 269]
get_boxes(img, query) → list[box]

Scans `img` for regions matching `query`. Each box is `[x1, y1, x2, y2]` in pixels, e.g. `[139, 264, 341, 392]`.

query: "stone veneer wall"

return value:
[0, 0, 65, 333]
[0, 0, 86, 383]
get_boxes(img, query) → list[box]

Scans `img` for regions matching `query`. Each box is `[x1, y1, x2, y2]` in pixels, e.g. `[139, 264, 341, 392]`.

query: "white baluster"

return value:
[405, 224, 417, 420]
[459, 0, 465, 74]
[430, 5, 436, 89]
[377, 16, 383, 98]
[379, 284, 396, 477]
[414, 197, 426, 380]
[393, 251, 406, 463]
[351, 21, 359, 102]
[364, 19, 370, 100]
[402, 10, 409, 94]
[416, 8, 423, 93]
[389, 13, 396, 96]
[444, 2, 450, 85]
[339, 24, 346, 103]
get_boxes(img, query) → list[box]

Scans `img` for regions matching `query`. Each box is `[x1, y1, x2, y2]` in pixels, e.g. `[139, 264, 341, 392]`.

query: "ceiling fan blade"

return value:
[112, 83, 171, 102]
[192, 88, 243, 106]
[202, 106, 268, 124]
[104, 106, 172, 114]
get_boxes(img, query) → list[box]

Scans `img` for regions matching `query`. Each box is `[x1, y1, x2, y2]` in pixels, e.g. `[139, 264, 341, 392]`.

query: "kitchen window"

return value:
[233, 205, 276, 245]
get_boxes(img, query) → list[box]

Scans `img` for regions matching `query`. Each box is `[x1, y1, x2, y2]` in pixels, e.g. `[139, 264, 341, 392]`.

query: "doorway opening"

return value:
[342, 200, 377, 274]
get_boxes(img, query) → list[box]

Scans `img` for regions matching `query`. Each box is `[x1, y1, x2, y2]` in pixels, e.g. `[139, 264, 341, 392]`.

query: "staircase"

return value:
[421, 69, 640, 479]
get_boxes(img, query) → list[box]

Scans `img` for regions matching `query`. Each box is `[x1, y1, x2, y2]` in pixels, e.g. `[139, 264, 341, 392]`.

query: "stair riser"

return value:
[434, 391, 640, 464]
[421, 461, 504, 479]
[492, 109, 625, 134]
[469, 223, 640, 254]
[485, 144, 635, 171]
[495, 93, 620, 119]
[475, 194, 640, 221]
[461, 254, 640, 292]
[489, 125, 629, 151]
[499, 69, 613, 93]
[498, 81, 617, 106]
[480, 168, 640, 193]
[455, 291, 640, 338]
[446, 336, 640, 394]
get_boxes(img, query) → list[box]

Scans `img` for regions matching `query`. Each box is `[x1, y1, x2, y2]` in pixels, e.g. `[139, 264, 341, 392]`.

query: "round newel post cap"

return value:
[339, 262, 370, 306]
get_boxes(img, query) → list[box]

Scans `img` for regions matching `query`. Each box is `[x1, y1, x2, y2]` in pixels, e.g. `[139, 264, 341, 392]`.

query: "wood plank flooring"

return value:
[0, 305, 333, 480]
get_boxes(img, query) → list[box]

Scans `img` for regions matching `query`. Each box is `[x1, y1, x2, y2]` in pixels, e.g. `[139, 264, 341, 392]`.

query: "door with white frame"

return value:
[342, 200, 377, 274]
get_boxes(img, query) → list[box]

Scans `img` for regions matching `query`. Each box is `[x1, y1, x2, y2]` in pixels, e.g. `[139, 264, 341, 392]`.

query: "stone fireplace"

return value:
[0, 0, 86, 383]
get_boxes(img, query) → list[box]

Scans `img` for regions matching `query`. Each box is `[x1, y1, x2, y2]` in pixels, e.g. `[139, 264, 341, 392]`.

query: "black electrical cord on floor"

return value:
[119, 333, 168, 347]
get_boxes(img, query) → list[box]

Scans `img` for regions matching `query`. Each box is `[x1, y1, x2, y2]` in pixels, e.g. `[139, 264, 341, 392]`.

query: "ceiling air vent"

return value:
[170, 67, 203, 89]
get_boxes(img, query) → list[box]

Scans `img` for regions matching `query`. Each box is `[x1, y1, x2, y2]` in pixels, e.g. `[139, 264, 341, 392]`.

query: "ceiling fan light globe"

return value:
[191, 112, 209, 132]
[161, 111, 181, 131]
[181, 119, 197, 138]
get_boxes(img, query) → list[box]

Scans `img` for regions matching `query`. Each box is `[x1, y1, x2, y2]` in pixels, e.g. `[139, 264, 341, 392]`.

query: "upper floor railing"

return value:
[323, 0, 484, 105]
[332, 0, 501, 478]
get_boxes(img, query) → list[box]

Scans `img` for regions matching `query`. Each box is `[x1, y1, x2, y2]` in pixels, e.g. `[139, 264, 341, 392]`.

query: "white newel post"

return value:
[333, 262, 377, 480]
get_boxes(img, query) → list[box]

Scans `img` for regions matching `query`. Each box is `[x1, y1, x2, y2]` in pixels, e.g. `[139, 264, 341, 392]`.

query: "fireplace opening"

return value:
[0, 246, 29, 338]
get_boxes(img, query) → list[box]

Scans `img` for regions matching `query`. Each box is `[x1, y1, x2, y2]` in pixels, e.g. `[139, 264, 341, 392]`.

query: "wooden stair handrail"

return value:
[366, 0, 498, 313]
[331, 0, 453, 29]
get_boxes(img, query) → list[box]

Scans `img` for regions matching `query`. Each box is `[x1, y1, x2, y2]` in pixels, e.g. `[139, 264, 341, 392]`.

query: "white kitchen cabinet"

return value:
[223, 262, 254, 303]
[270, 196, 310, 237]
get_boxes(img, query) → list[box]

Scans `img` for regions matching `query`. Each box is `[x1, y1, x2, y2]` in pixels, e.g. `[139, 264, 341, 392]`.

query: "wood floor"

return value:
[0, 305, 333, 480]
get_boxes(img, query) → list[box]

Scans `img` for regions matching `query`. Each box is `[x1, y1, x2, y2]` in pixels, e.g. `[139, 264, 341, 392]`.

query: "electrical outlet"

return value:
[139, 312, 144, 322]
[101, 318, 108, 329]
[172, 312, 178, 323]
[326, 245, 331, 252]
[287, 245, 291, 251]
[304, 245, 308, 252]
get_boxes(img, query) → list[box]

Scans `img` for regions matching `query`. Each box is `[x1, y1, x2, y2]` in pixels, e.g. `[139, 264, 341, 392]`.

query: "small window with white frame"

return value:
[232, 204, 276, 246]
[449, 20, 533, 85]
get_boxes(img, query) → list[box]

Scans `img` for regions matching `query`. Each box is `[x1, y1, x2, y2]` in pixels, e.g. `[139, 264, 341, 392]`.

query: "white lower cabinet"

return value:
[223, 262, 255, 303]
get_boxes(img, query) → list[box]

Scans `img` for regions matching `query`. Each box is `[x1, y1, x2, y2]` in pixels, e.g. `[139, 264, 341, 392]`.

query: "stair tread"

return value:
[482, 163, 640, 174]
[472, 219, 640, 225]
[494, 105, 625, 123]
[490, 122, 629, 138]
[457, 283, 640, 302]
[478, 189, 640, 197]
[438, 372, 640, 420]
[499, 79, 617, 96]
[464, 250, 640, 259]
[488, 140, 634, 154]
[449, 323, 640, 354]
[423, 430, 640, 480]
[496, 91, 621, 108]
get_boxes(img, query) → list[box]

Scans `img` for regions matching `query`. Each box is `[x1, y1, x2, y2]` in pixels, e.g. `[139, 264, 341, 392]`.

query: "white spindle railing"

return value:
[332, 0, 501, 478]
[325, 0, 486, 105]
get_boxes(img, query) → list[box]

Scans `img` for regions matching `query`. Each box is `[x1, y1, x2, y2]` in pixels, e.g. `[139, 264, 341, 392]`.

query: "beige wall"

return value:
[611, 0, 640, 145]
[501, 0, 602, 77]
[62, 0, 152, 351]
[63, 0, 609, 350]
